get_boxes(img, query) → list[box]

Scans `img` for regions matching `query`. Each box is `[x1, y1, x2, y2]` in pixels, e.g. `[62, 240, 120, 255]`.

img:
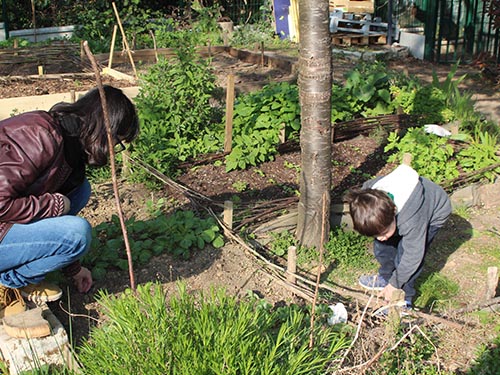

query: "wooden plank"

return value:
[329, 0, 374, 13]
[92, 46, 227, 64]
[331, 33, 386, 46]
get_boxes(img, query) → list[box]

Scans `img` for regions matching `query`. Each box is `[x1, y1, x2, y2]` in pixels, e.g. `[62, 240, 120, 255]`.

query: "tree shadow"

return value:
[456, 336, 500, 375]
[423, 213, 474, 275]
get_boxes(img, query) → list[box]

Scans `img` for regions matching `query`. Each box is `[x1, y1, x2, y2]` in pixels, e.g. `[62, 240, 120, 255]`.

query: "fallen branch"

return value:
[455, 296, 500, 314]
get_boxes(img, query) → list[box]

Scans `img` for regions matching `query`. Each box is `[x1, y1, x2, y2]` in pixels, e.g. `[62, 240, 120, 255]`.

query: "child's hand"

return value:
[378, 283, 397, 302]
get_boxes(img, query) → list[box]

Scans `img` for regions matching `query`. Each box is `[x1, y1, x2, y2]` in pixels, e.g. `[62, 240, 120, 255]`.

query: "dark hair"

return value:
[50, 85, 139, 166]
[344, 188, 396, 237]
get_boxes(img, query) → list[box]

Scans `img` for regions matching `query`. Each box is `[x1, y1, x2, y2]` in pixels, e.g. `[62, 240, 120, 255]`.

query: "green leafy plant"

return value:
[389, 72, 422, 114]
[85, 210, 224, 279]
[78, 283, 350, 374]
[190, 3, 223, 45]
[145, 197, 166, 217]
[324, 226, 372, 269]
[0, 38, 31, 49]
[269, 226, 372, 271]
[232, 180, 249, 192]
[384, 127, 459, 184]
[154, 18, 206, 49]
[72, 0, 160, 53]
[225, 81, 300, 171]
[411, 86, 453, 125]
[467, 335, 500, 375]
[457, 131, 500, 181]
[269, 230, 296, 257]
[410, 62, 473, 126]
[331, 61, 405, 122]
[133, 46, 223, 179]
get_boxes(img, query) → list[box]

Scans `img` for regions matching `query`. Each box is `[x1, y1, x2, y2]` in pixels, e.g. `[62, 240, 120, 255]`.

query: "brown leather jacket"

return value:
[0, 111, 72, 240]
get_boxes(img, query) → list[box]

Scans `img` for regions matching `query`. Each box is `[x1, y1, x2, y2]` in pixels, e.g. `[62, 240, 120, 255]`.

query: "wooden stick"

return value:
[279, 124, 286, 143]
[402, 152, 412, 166]
[111, 2, 138, 79]
[149, 30, 158, 63]
[224, 74, 235, 153]
[260, 41, 265, 66]
[82, 41, 136, 291]
[223, 200, 233, 230]
[108, 25, 118, 69]
[286, 246, 297, 284]
[31, 0, 37, 43]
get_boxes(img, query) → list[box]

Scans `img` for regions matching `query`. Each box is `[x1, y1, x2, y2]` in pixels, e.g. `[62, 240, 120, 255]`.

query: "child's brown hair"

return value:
[345, 188, 396, 237]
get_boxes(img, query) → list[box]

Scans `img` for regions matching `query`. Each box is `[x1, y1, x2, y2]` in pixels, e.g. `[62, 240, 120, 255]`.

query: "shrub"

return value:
[133, 46, 223, 178]
[225, 82, 300, 171]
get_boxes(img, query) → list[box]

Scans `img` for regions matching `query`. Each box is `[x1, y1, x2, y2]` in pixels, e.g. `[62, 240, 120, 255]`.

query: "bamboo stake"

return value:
[149, 30, 158, 63]
[82, 41, 136, 291]
[224, 74, 235, 153]
[111, 2, 138, 79]
[108, 25, 118, 70]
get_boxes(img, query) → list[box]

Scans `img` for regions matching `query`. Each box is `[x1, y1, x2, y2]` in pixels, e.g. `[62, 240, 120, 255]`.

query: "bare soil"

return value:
[2, 46, 500, 373]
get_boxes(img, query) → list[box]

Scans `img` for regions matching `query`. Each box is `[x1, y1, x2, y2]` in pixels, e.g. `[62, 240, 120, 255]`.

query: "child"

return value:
[345, 164, 451, 308]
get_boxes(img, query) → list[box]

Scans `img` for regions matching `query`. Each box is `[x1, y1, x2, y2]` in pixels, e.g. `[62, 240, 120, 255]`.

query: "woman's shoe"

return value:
[0, 284, 26, 318]
[20, 281, 63, 303]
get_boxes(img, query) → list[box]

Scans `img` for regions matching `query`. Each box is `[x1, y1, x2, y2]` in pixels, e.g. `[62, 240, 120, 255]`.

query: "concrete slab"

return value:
[0, 306, 80, 374]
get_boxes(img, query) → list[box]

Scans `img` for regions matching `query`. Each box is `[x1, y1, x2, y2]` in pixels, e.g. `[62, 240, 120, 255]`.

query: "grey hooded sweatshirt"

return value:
[363, 165, 452, 288]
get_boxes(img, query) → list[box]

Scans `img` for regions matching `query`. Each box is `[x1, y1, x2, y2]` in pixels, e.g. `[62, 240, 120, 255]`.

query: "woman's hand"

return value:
[73, 267, 93, 293]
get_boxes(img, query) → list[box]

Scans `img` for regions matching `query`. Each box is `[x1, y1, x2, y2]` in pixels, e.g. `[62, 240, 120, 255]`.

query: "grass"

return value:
[453, 204, 472, 220]
[414, 272, 460, 310]
[77, 282, 350, 374]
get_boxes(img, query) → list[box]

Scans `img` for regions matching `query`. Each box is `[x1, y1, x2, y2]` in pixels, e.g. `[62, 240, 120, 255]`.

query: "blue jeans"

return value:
[0, 179, 92, 288]
[374, 225, 441, 303]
